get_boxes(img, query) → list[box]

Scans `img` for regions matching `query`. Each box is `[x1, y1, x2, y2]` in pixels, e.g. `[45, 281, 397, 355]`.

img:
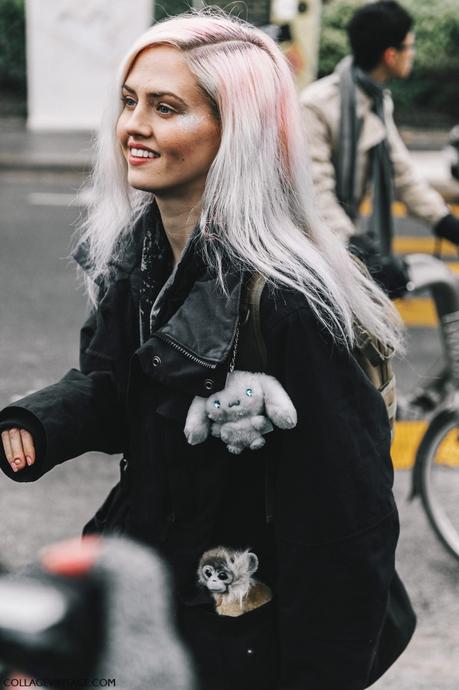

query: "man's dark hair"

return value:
[347, 1, 414, 71]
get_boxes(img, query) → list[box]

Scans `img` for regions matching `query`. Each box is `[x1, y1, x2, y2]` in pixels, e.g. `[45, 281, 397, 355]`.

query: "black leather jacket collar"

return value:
[73, 204, 244, 397]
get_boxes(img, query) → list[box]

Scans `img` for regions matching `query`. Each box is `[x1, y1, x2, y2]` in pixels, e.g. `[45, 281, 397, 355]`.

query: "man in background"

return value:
[301, 0, 459, 299]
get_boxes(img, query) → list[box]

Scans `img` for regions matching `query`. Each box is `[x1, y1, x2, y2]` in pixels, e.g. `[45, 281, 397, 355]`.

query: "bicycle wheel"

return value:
[416, 408, 459, 561]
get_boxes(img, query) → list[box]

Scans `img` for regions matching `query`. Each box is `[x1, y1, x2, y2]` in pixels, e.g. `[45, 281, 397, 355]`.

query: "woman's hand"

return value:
[1, 428, 36, 472]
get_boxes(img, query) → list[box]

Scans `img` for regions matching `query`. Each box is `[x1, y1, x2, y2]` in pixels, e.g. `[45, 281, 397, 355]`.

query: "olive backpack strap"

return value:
[237, 272, 268, 372]
[352, 328, 397, 437]
[350, 257, 397, 434]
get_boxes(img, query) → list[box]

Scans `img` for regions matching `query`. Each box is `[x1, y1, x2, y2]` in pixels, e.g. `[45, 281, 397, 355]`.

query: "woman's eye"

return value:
[156, 103, 174, 115]
[121, 95, 136, 108]
[213, 400, 221, 409]
[245, 388, 253, 397]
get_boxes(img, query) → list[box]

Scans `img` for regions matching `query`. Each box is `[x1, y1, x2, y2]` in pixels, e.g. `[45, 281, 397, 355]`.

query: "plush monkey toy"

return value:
[184, 370, 297, 454]
[198, 546, 272, 617]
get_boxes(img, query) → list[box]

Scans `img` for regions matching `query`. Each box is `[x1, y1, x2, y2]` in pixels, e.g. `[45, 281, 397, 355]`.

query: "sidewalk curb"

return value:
[0, 118, 94, 175]
[0, 156, 92, 173]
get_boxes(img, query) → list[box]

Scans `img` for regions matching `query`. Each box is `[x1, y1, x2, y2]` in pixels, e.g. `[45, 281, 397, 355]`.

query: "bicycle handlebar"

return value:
[404, 253, 459, 318]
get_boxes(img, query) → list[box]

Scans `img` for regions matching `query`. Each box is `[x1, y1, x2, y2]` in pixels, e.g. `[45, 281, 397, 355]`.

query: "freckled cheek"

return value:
[166, 130, 220, 167]
[166, 144, 193, 163]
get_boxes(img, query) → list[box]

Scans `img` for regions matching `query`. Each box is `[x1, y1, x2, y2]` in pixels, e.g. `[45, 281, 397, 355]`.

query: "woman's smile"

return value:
[128, 143, 161, 165]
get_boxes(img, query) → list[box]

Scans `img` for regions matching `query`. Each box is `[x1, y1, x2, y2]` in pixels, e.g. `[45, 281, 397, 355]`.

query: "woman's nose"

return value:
[125, 106, 152, 138]
[228, 400, 240, 408]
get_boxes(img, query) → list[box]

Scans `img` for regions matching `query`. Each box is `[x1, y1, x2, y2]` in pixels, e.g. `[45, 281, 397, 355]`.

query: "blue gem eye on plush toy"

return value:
[184, 371, 298, 454]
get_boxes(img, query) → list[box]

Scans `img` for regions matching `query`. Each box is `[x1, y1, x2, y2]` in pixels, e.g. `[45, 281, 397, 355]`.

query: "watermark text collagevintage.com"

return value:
[3, 680, 116, 688]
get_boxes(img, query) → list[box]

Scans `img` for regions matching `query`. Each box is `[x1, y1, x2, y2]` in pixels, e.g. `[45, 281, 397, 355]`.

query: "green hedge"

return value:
[319, 0, 459, 124]
[0, 0, 25, 90]
[0, 0, 26, 115]
[154, 0, 190, 22]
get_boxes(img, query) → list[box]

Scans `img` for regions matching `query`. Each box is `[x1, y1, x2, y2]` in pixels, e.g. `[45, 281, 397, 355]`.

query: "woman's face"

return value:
[116, 45, 221, 199]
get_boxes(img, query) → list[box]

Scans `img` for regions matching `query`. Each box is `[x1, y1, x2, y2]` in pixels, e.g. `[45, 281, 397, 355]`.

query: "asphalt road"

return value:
[0, 170, 458, 688]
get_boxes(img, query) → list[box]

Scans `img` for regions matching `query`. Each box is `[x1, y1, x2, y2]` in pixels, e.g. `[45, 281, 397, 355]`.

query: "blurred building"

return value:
[26, 0, 152, 130]
[26, 0, 323, 131]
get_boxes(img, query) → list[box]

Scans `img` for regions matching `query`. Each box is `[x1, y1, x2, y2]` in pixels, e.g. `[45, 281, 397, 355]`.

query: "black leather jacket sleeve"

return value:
[263, 302, 400, 689]
[0, 308, 127, 483]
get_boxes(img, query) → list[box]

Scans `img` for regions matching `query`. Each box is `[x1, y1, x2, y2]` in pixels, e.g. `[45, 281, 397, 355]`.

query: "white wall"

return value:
[26, 0, 153, 131]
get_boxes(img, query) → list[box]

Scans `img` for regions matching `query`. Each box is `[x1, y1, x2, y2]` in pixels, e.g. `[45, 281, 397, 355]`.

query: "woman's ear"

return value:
[261, 374, 297, 429]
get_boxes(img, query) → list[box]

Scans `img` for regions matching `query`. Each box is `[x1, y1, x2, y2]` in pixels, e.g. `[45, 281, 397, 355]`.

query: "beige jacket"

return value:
[300, 71, 448, 242]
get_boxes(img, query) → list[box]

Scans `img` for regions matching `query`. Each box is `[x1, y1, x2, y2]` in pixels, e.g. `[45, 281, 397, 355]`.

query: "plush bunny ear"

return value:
[184, 396, 211, 445]
[260, 374, 297, 429]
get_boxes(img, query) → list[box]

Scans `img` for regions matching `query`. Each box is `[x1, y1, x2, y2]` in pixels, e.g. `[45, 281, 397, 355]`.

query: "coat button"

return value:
[204, 378, 214, 391]
[247, 648, 254, 656]
[152, 355, 161, 367]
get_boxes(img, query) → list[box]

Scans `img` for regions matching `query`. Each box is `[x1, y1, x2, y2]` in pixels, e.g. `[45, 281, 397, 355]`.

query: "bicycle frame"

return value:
[404, 254, 459, 389]
[405, 254, 459, 499]
[411, 397, 459, 500]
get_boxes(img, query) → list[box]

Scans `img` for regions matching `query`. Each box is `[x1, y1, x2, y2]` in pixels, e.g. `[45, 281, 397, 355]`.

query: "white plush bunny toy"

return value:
[184, 371, 297, 454]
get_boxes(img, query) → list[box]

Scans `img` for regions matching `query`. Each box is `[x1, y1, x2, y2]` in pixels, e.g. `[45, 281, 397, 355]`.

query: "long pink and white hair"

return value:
[78, 8, 403, 350]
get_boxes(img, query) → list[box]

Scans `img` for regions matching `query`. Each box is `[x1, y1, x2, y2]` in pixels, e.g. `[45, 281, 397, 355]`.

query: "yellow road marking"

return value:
[394, 297, 438, 327]
[392, 421, 427, 469]
[435, 426, 459, 467]
[360, 200, 459, 218]
[393, 235, 458, 256]
[360, 199, 408, 217]
[393, 420, 459, 470]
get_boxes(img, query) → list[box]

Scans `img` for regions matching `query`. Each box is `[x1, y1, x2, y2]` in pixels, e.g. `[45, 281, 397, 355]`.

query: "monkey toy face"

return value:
[198, 547, 259, 597]
[200, 558, 234, 593]
[198, 547, 271, 617]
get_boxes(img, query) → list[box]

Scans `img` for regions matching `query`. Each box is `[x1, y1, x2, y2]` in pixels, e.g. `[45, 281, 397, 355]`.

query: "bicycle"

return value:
[399, 252, 459, 561]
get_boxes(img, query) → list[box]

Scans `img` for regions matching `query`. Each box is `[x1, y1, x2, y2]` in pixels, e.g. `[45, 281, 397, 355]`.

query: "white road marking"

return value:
[27, 189, 93, 207]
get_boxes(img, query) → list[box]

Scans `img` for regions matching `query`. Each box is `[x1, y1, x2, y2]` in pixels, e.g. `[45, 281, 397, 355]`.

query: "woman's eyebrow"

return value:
[122, 83, 187, 105]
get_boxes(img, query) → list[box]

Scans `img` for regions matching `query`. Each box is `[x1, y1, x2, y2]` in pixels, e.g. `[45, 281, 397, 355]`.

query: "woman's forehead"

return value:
[124, 45, 199, 97]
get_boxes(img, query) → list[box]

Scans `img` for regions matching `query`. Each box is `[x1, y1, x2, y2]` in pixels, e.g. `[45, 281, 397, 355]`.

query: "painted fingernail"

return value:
[26, 456, 32, 466]
[11, 464, 18, 473]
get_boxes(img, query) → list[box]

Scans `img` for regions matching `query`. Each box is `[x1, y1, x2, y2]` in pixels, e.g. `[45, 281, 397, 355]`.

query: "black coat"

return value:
[0, 209, 415, 690]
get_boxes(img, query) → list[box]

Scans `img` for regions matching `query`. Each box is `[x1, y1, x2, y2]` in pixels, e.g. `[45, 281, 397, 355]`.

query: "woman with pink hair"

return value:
[0, 10, 414, 689]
